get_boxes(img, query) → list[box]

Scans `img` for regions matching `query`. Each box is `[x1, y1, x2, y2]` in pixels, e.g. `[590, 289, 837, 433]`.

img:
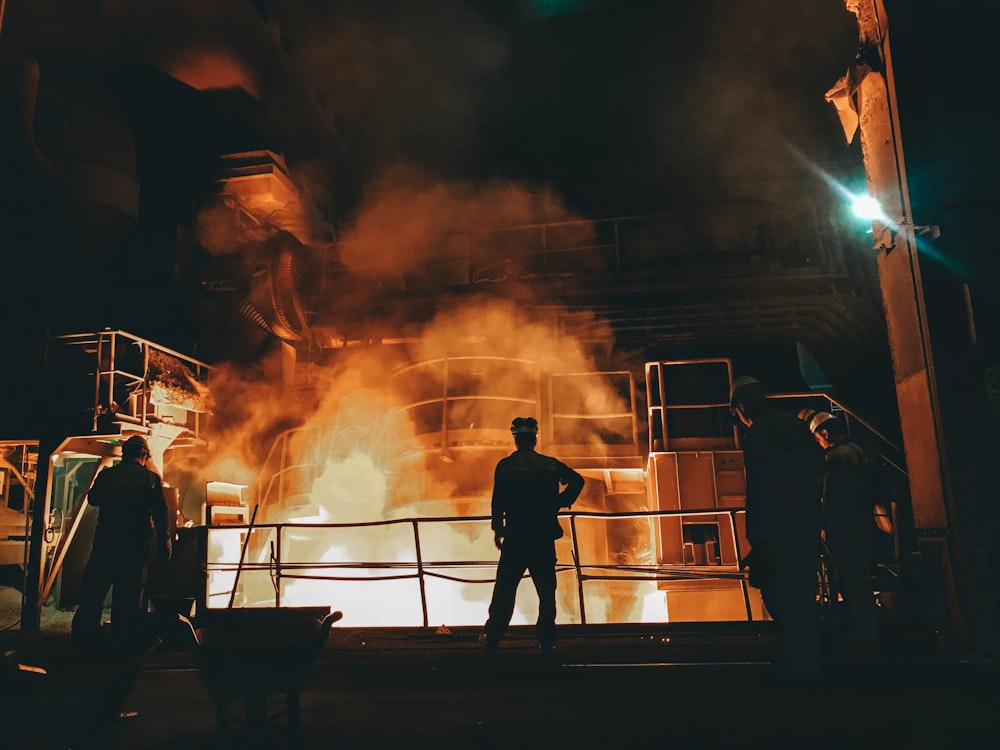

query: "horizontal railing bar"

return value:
[207, 506, 760, 621]
[205, 506, 743, 533]
[277, 572, 421, 583]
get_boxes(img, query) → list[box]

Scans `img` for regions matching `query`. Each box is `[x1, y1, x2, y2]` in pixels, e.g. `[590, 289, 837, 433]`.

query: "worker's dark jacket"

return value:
[88, 460, 169, 560]
[491, 449, 585, 542]
[822, 440, 873, 529]
[743, 408, 825, 546]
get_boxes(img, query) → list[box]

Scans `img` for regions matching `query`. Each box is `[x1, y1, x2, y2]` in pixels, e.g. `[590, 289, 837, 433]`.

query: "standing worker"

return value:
[483, 416, 585, 657]
[730, 377, 826, 680]
[808, 412, 879, 645]
[72, 435, 172, 650]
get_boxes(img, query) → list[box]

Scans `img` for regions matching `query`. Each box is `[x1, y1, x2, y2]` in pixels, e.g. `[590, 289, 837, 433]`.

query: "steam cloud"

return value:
[178, 296, 632, 624]
[336, 163, 593, 277]
[181, 295, 625, 522]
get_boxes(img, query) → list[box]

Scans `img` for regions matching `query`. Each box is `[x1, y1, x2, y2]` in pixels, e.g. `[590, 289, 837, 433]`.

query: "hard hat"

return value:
[730, 376, 762, 395]
[729, 376, 764, 410]
[122, 435, 151, 458]
[808, 412, 835, 434]
[510, 416, 539, 435]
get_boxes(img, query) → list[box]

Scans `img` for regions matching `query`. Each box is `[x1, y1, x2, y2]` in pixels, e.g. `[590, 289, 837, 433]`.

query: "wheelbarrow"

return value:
[178, 606, 343, 748]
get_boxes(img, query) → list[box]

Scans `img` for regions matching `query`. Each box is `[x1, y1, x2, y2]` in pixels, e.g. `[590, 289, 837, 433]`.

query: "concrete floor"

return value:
[3, 613, 998, 750]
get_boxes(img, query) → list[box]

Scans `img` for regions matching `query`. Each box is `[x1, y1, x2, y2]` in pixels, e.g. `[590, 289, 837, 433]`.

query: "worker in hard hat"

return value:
[808, 412, 879, 645]
[72, 435, 172, 650]
[730, 376, 826, 680]
[482, 416, 585, 659]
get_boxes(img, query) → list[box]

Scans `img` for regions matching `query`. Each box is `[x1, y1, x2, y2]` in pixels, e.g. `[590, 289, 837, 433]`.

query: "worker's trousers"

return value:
[72, 547, 149, 648]
[484, 537, 558, 647]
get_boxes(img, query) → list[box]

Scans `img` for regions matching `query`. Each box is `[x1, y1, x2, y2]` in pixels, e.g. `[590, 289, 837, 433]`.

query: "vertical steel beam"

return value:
[848, 0, 971, 645]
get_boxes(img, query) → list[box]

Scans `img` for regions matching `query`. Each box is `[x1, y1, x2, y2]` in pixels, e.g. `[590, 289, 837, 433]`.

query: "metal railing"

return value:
[204, 506, 753, 626]
[322, 203, 852, 291]
[52, 330, 213, 441]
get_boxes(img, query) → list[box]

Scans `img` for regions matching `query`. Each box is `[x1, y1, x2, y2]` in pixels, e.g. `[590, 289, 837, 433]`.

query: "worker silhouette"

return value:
[72, 435, 172, 651]
[808, 412, 880, 645]
[483, 416, 585, 657]
[730, 377, 826, 680]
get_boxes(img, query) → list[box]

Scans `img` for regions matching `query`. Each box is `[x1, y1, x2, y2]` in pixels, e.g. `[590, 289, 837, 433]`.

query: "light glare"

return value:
[852, 195, 884, 220]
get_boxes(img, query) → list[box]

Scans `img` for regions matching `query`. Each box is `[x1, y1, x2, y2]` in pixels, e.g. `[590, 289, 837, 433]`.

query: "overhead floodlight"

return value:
[851, 194, 885, 221]
[850, 194, 941, 253]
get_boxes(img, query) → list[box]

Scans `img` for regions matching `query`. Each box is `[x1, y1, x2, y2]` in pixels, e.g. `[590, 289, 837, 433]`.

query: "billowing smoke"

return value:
[168, 349, 292, 520]
[186, 297, 622, 505]
[334, 162, 594, 278]
[179, 294, 633, 623]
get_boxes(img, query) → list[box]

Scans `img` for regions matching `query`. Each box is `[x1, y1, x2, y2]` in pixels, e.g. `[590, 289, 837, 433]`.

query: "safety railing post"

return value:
[93, 332, 104, 432]
[730, 509, 752, 621]
[412, 520, 429, 627]
[141, 339, 150, 426]
[569, 514, 587, 625]
[275, 525, 282, 607]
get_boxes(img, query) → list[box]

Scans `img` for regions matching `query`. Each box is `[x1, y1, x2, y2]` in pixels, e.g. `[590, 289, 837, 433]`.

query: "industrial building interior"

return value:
[0, 1, 996, 659]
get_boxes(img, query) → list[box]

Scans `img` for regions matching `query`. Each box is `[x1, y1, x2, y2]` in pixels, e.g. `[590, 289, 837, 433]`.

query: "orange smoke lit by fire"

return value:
[179, 165, 665, 626]
[186, 298, 665, 627]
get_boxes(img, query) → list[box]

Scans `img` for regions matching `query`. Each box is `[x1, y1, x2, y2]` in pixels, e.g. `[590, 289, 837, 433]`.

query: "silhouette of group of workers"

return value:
[482, 386, 880, 677]
[71, 401, 878, 682]
[730, 376, 880, 680]
[69, 420, 586, 662]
